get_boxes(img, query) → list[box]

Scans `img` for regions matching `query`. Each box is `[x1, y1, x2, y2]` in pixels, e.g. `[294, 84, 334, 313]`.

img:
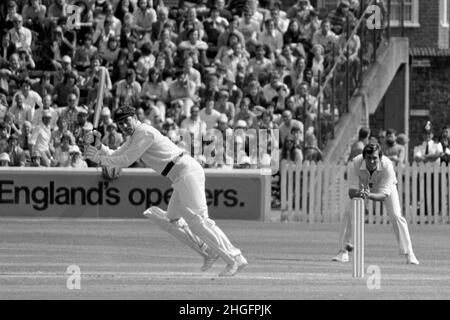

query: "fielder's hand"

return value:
[102, 166, 121, 181]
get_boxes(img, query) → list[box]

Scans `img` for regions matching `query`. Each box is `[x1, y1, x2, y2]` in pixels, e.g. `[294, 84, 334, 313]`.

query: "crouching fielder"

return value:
[85, 106, 248, 276]
[332, 143, 419, 265]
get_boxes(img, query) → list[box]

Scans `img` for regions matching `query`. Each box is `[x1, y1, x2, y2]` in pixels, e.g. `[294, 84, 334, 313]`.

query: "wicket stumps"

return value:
[352, 198, 365, 278]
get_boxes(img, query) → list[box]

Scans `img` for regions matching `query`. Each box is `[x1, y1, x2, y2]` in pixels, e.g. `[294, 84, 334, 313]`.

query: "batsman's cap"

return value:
[0, 153, 10, 162]
[68, 145, 81, 154]
[42, 109, 52, 118]
[114, 106, 136, 122]
[101, 107, 111, 116]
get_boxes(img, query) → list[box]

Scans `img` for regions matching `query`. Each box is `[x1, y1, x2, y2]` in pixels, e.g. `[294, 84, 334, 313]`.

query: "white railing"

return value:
[280, 160, 450, 225]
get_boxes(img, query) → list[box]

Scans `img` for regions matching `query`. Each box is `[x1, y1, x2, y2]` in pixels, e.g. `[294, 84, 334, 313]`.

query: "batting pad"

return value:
[143, 207, 209, 258]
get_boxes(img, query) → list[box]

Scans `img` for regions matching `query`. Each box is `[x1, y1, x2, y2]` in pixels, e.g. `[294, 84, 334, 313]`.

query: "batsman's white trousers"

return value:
[166, 155, 241, 265]
[339, 185, 414, 255]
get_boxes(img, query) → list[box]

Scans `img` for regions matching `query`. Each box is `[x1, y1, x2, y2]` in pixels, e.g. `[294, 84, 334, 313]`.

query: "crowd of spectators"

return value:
[0, 0, 369, 170]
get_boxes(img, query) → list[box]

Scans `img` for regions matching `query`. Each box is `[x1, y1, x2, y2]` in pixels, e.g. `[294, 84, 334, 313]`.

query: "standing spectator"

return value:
[440, 126, 450, 165]
[383, 128, 405, 166]
[413, 122, 443, 164]
[348, 126, 370, 162]
[32, 94, 57, 129]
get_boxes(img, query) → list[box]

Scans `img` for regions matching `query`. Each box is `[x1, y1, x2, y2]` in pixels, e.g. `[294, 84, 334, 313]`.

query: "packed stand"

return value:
[0, 0, 371, 172]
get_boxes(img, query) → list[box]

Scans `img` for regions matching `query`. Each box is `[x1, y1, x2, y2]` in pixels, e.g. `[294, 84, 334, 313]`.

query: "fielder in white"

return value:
[85, 106, 248, 276]
[332, 143, 419, 265]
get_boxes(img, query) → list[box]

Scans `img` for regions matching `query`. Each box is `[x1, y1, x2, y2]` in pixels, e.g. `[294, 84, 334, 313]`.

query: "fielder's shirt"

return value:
[348, 154, 397, 196]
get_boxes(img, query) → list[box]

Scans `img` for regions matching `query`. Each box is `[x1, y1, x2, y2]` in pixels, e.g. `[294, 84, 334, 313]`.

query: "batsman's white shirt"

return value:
[96, 122, 185, 180]
[348, 154, 397, 195]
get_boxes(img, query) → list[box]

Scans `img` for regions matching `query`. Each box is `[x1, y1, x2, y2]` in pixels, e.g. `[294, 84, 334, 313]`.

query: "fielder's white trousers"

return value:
[167, 156, 241, 264]
[339, 185, 414, 255]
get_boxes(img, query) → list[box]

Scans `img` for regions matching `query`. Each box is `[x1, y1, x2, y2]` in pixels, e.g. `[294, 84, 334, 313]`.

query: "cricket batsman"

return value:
[85, 106, 248, 276]
[332, 143, 419, 265]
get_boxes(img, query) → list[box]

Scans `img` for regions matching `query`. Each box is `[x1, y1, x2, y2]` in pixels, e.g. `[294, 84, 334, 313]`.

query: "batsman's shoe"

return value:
[406, 253, 420, 265]
[332, 250, 349, 263]
[201, 254, 219, 272]
[218, 254, 248, 277]
[345, 242, 354, 252]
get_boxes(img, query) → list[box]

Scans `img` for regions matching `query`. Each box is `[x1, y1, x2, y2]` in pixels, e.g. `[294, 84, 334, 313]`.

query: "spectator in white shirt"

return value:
[12, 78, 43, 111]
[8, 13, 32, 51]
[200, 98, 222, 130]
[413, 122, 443, 164]
[31, 94, 58, 129]
[181, 105, 207, 138]
[29, 109, 54, 167]
[9, 93, 33, 128]
[312, 19, 339, 55]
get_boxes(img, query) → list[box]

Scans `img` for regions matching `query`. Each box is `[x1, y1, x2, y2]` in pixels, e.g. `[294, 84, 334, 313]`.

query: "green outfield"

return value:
[0, 218, 449, 299]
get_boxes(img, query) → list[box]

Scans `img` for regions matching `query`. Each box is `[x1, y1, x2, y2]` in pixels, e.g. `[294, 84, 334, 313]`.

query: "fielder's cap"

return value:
[114, 106, 136, 122]
[101, 107, 111, 116]
[0, 153, 10, 162]
[42, 109, 52, 118]
[61, 55, 72, 64]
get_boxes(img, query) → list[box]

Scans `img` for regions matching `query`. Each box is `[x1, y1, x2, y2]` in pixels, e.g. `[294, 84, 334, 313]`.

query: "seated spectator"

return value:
[222, 41, 249, 83]
[303, 132, 323, 162]
[245, 79, 268, 110]
[247, 44, 273, 83]
[135, 42, 156, 83]
[168, 71, 197, 117]
[178, 28, 209, 67]
[72, 106, 93, 149]
[286, 0, 314, 21]
[0, 152, 10, 166]
[268, 4, 289, 34]
[6, 133, 26, 167]
[214, 89, 235, 126]
[281, 134, 303, 164]
[152, 28, 177, 58]
[258, 18, 283, 55]
[312, 19, 339, 56]
[59, 93, 84, 132]
[114, 69, 142, 111]
[32, 94, 58, 129]
[53, 131, 74, 167]
[141, 67, 169, 120]
[238, 7, 260, 47]
[100, 36, 121, 68]
[292, 82, 318, 132]
[200, 97, 221, 130]
[203, 5, 229, 57]
[101, 123, 124, 150]
[0, 94, 7, 121]
[181, 105, 207, 138]
[54, 72, 80, 107]
[73, 34, 98, 71]
[327, 0, 356, 35]
[152, 6, 174, 42]
[12, 78, 42, 111]
[216, 16, 246, 50]
[182, 56, 202, 90]
[32, 72, 55, 99]
[68, 145, 88, 168]
[234, 97, 257, 128]
[29, 109, 54, 167]
[279, 110, 304, 147]
[8, 13, 33, 52]
[0, 53, 28, 98]
[9, 92, 33, 128]
[262, 71, 289, 104]
[29, 149, 43, 167]
[179, 7, 205, 41]
[18, 121, 33, 152]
